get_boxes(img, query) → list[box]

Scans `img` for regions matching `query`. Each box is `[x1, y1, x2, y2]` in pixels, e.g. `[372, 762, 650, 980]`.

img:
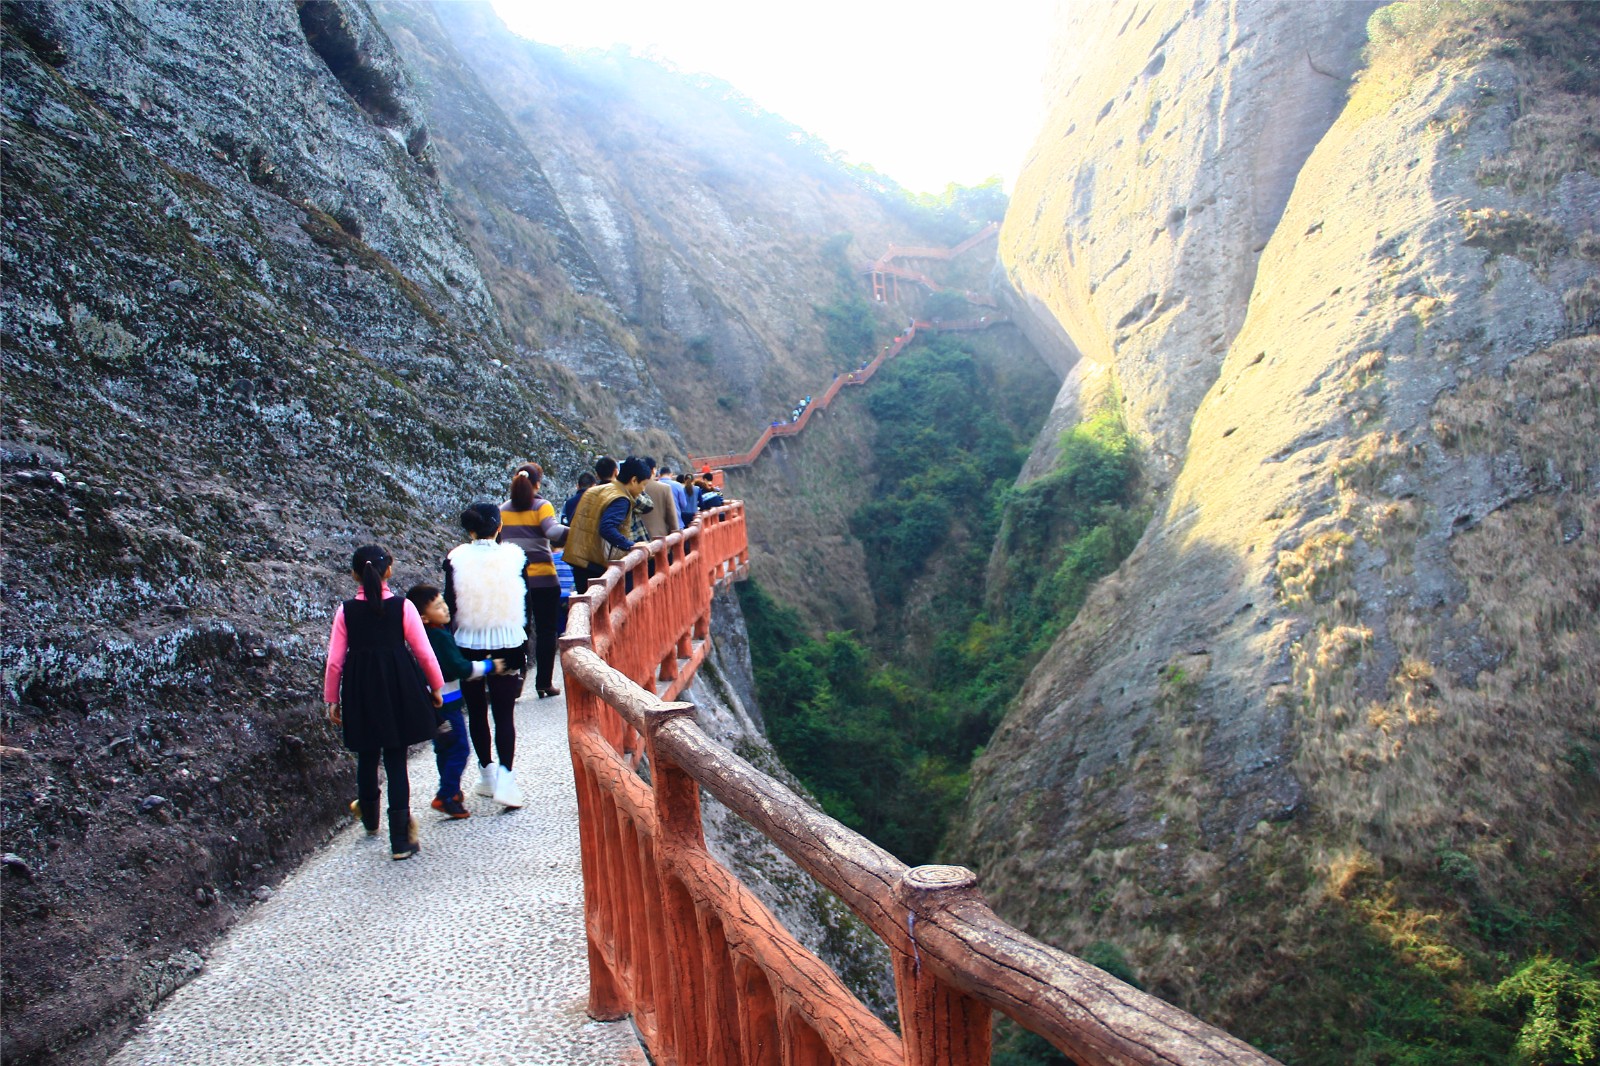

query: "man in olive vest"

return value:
[564, 456, 651, 593]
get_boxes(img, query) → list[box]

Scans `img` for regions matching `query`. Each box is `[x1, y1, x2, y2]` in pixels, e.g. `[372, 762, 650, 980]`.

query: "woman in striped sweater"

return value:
[501, 463, 568, 700]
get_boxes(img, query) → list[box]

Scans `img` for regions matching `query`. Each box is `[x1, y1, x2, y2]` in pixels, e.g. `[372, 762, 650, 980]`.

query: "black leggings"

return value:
[355, 746, 410, 845]
[526, 585, 562, 691]
[461, 644, 525, 769]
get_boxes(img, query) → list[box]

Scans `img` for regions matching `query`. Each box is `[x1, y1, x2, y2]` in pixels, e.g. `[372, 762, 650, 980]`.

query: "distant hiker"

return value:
[560, 470, 596, 525]
[406, 584, 503, 820]
[323, 544, 445, 861]
[500, 463, 567, 700]
[695, 476, 725, 512]
[640, 456, 680, 540]
[564, 456, 652, 593]
[443, 504, 528, 810]
[660, 466, 692, 530]
[676, 472, 698, 517]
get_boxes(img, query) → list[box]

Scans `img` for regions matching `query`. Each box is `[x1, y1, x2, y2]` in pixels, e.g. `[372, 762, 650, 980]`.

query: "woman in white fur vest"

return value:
[443, 503, 529, 809]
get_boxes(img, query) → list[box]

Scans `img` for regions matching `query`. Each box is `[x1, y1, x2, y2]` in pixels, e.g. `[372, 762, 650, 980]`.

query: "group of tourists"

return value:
[772, 394, 813, 427]
[321, 456, 725, 861]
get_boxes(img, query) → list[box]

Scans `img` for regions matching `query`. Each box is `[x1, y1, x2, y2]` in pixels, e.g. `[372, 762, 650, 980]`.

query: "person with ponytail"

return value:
[443, 503, 529, 809]
[499, 462, 568, 699]
[323, 545, 445, 861]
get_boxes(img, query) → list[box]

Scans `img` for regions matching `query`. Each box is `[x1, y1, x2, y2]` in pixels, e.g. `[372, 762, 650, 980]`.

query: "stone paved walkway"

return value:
[111, 671, 648, 1066]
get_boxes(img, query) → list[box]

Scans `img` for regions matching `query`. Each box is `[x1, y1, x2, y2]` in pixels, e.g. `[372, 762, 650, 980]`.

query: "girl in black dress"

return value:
[323, 545, 446, 860]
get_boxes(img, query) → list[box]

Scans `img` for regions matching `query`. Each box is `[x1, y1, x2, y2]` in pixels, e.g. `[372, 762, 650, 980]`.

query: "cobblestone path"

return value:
[111, 674, 647, 1066]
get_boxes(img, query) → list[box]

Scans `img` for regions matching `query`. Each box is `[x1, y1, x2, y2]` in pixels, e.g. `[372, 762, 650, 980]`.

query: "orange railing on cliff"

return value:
[559, 505, 1281, 1066]
[687, 316, 1007, 471]
[867, 222, 1000, 304]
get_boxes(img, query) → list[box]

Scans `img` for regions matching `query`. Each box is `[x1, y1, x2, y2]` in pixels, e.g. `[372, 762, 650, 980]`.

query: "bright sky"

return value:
[489, 0, 1059, 194]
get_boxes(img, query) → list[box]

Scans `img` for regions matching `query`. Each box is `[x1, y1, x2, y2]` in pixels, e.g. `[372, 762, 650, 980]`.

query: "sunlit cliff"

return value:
[960, 2, 1599, 1059]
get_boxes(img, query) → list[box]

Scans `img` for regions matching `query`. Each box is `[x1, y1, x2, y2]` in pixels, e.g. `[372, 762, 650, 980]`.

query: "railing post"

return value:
[645, 702, 710, 1066]
[559, 610, 631, 1023]
[894, 866, 992, 1066]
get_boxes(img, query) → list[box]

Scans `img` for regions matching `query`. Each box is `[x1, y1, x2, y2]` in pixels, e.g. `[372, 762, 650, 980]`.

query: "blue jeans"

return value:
[433, 702, 471, 800]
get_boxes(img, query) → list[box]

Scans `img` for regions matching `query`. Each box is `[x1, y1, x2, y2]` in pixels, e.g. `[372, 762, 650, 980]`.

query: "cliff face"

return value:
[1002, 0, 1377, 480]
[1, 3, 592, 1057]
[960, 1, 1600, 1058]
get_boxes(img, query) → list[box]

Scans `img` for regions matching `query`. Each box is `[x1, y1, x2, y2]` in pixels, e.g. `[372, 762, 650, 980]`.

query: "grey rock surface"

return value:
[1003, 0, 1378, 481]
[960, 0, 1600, 1050]
[2, 3, 585, 1055]
[109, 683, 646, 1066]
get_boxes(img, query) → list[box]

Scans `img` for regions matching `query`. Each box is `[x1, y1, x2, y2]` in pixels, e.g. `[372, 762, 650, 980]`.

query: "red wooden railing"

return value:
[866, 223, 1001, 305]
[870, 221, 1000, 271]
[687, 316, 1008, 471]
[868, 264, 999, 307]
[559, 505, 1282, 1066]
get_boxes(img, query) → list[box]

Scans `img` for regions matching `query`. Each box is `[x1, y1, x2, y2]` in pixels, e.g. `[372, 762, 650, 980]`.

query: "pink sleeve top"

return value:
[323, 588, 445, 704]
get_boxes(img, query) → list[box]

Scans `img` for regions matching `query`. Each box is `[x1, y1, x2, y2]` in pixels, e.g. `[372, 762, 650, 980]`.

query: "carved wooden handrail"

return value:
[559, 503, 1282, 1066]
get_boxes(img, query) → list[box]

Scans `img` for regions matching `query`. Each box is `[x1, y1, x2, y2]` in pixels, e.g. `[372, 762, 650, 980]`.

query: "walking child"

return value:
[323, 545, 445, 861]
[407, 584, 504, 819]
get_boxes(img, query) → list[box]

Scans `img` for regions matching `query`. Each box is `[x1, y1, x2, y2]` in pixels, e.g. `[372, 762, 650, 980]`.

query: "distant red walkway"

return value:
[866, 221, 999, 304]
[688, 225, 1007, 472]
[688, 316, 1006, 471]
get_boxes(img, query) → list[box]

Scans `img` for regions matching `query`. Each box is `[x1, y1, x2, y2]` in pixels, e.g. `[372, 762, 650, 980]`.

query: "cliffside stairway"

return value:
[687, 315, 1006, 471]
[866, 221, 1000, 305]
[689, 225, 1009, 472]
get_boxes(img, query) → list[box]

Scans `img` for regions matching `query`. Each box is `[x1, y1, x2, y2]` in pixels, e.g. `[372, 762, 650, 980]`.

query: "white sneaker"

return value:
[472, 763, 498, 798]
[492, 766, 524, 809]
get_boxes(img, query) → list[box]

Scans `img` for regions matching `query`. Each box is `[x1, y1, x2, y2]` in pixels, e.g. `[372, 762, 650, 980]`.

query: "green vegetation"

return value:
[1239, 848, 1600, 1066]
[740, 582, 965, 857]
[991, 1023, 1072, 1066]
[1495, 956, 1600, 1065]
[904, 177, 1008, 244]
[816, 296, 879, 370]
[849, 340, 1032, 607]
[987, 404, 1148, 641]
[743, 340, 1146, 863]
[923, 289, 971, 321]
[845, 168, 1008, 244]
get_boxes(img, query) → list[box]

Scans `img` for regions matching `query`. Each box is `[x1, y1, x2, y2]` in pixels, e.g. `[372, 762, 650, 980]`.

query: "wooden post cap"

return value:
[642, 701, 697, 732]
[896, 865, 983, 909]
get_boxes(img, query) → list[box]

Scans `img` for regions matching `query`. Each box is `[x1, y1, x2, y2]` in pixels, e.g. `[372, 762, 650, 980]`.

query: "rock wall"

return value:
[1002, 0, 1377, 480]
[960, 2, 1600, 1058]
[1, 2, 589, 1058]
